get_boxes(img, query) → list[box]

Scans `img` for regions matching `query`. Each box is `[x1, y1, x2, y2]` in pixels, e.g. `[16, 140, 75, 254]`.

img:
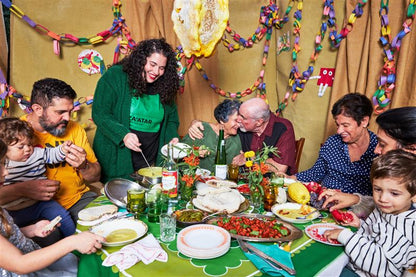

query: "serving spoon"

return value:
[296, 209, 320, 220]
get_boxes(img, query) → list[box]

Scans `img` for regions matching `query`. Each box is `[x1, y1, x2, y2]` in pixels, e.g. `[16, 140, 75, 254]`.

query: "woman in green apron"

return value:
[92, 38, 180, 183]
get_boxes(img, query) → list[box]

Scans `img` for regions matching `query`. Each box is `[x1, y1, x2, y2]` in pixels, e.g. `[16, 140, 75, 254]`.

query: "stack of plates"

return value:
[177, 224, 230, 259]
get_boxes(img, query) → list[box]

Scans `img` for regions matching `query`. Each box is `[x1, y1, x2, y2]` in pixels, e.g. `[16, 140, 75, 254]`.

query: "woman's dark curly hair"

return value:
[117, 38, 179, 104]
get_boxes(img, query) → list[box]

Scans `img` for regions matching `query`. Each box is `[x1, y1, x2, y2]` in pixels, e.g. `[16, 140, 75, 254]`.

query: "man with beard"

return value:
[188, 98, 297, 174]
[0, 78, 101, 246]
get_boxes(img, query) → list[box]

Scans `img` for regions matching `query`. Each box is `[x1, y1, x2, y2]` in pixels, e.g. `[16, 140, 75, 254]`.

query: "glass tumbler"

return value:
[159, 213, 176, 242]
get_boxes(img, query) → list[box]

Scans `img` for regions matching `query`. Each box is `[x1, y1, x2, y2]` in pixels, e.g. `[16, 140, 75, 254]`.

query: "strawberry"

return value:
[331, 209, 354, 224]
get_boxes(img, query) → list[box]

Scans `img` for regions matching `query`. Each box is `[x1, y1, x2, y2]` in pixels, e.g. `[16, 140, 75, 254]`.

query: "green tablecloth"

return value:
[77, 196, 344, 277]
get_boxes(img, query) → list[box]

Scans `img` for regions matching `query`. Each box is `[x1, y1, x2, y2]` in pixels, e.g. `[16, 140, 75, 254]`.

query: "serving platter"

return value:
[271, 203, 319, 224]
[206, 214, 302, 242]
[104, 178, 146, 208]
[305, 223, 344, 246]
[90, 218, 148, 247]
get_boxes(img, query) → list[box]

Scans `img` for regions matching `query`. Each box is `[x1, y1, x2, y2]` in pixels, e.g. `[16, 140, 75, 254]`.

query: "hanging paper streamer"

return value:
[77, 49, 105, 75]
[0, 0, 136, 64]
[372, 0, 415, 114]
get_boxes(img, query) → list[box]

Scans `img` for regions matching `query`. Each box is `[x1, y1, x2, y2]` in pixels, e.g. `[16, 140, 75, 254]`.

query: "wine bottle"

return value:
[214, 128, 227, 179]
[161, 143, 178, 203]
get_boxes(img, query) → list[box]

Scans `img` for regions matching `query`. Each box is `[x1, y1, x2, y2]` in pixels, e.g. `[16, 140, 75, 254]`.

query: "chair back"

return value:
[295, 137, 305, 173]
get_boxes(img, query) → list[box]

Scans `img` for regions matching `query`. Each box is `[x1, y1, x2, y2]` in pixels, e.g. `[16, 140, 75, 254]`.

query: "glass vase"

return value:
[180, 184, 194, 203]
[250, 189, 263, 211]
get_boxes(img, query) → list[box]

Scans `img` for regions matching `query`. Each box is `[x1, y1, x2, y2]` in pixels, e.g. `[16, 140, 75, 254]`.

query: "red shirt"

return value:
[239, 113, 297, 174]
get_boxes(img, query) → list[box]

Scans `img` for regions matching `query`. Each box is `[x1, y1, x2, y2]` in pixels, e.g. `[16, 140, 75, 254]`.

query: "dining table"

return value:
[76, 194, 348, 277]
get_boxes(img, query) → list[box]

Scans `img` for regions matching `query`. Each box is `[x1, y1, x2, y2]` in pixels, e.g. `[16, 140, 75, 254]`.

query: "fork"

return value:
[296, 209, 320, 220]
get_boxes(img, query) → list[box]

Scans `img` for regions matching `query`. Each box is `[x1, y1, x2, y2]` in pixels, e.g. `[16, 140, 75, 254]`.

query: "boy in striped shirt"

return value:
[325, 149, 416, 276]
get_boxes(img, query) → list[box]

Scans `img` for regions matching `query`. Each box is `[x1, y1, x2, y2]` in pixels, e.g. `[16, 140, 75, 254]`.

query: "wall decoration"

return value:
[0, 0, 135, 63]
[172, 0, 229, 58]
[77, 49, 105, 75]
[372, 0, 415, 114]
[309, 68, 335, 97]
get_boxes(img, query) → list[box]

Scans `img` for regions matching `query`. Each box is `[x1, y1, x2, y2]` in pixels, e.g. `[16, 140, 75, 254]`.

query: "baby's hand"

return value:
[61, 140, 73, 155]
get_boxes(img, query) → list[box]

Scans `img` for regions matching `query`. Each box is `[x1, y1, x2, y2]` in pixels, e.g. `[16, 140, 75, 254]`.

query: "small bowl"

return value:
[130, 167, 162, 188]
[104, 178, 146, 208]
[173, 209, 209, 228]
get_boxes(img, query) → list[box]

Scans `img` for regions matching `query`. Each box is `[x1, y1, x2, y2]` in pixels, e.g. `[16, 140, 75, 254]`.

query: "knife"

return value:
[237, 239, 296, 275]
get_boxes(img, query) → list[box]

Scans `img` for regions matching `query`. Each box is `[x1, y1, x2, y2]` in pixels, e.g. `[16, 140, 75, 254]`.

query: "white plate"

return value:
[177, 224, 230, 259]
[271, 203, 319, 223]
[161, 143, 191, 159]
[305, 223, 344, 246]
[195, 168, 211, 178]
[90, 218, 148, 247]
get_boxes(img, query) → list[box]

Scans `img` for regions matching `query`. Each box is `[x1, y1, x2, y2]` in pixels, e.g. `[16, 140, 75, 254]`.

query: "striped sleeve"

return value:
[341, 209, 416, 276]
[43, 145, 66, 164]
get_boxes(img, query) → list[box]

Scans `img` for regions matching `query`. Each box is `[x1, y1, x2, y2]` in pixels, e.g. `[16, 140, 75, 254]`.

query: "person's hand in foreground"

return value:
[319, 189, 360, 211]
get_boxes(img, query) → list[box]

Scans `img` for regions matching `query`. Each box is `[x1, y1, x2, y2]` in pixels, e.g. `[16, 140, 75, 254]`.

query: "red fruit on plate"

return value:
[331, 209, 354, 224]
[305, 181, 323, 194]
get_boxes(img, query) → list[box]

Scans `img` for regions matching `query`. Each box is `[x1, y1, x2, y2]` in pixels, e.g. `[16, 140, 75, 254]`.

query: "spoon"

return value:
[202, 210, 226, 221]
[139, 150, 154, 176]
[296, 209, 320, 220]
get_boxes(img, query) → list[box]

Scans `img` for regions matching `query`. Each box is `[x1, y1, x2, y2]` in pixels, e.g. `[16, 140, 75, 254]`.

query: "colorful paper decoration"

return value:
[172, 0, 229, 57]
[77, 49, 105, 75]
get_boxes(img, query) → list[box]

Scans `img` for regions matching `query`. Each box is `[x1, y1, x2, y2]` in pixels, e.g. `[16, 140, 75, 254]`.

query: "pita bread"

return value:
[78, 204, 118, 221]
[193, 189, 245, 213]
[205, 179, 237, 188]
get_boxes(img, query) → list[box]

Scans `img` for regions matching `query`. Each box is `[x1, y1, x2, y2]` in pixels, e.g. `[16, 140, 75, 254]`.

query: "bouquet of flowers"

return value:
[177, 145, 210, 201]
[243, 143, 279, 207]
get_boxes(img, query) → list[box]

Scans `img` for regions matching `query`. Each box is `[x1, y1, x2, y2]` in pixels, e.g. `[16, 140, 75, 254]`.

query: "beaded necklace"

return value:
[372, 0, 415, 114]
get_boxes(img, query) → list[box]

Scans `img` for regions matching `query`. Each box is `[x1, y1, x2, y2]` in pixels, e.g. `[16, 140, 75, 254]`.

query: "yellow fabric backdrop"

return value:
[10, 0, 415, 171]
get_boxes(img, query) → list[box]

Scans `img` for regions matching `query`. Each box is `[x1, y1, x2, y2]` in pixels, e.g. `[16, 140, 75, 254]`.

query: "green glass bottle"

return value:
[214, 128, 227, 179]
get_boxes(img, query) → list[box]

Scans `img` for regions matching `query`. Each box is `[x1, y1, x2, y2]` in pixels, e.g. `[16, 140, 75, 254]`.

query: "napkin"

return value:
[242, 242, 294, 277]
[102, 234, 168, 271]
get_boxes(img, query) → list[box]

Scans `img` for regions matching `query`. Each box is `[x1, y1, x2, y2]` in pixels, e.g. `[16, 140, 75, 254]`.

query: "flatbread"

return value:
[193, 189, 244, 213]
[205, 179, 237, 188]
[78, 204, 118, 221]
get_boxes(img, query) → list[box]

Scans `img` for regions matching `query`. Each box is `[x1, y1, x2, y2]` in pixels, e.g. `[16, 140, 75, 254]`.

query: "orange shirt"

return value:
[21, 115, 98, 209]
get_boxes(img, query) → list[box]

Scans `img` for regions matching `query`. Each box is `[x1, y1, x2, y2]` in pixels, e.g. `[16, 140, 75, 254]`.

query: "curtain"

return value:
[325, 0, 416, 137]
[124, 0, 219, 137]
[0, 7, 7, 78]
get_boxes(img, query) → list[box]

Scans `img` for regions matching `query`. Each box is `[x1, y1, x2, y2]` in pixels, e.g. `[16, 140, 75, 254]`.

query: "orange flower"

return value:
[260, 162, 269, 174]
[183, 154, 200, 167]
[181, 174, 195, 187]
[252, 163, 261, 172]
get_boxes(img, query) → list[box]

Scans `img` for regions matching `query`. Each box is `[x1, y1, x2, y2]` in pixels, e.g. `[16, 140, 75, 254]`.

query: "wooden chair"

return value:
[295, 137, 305, 173]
